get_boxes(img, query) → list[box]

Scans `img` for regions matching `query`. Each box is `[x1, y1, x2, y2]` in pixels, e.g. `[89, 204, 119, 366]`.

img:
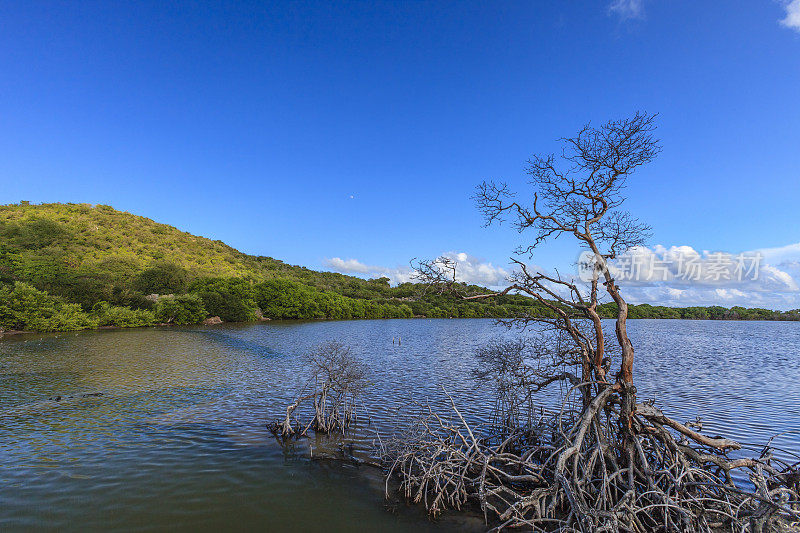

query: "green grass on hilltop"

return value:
[0, 201, 298, 279]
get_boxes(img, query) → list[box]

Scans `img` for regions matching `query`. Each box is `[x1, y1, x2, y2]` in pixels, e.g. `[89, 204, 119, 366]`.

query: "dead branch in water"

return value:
[385, 384, 800, 532]
[269, 114, 800, 531]
[384, 335, 798, 531]
[269, 341, 370, 439]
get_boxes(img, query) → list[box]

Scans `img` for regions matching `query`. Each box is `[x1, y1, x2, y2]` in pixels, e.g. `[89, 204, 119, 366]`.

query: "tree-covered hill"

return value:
[0, 202, 797, 333]
[0, 202, 551, 331]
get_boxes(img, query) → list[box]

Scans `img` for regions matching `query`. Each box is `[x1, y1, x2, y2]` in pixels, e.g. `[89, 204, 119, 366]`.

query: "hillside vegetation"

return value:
[0, 202, 797, 332]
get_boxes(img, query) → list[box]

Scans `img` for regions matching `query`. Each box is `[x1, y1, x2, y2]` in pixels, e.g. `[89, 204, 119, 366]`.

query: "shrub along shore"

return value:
[1, 202, 798, 334]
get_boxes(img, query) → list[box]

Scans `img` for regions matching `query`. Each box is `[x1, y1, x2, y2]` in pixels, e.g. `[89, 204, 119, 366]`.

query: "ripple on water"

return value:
[1, 319, 798, 531]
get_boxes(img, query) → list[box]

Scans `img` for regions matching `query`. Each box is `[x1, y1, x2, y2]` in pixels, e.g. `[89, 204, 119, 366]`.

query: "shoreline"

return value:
[3, 314, 799, 340]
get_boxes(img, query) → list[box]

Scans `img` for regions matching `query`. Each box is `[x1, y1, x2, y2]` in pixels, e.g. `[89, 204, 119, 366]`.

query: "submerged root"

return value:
[268, 341, 369, 440]
[384, 388, 800, 532]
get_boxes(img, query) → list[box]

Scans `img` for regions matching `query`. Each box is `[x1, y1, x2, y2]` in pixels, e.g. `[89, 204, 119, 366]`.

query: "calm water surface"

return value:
[1, 319, 799, 531]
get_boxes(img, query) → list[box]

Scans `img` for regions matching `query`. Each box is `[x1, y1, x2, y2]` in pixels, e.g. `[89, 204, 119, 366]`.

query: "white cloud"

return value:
[608, 0, 644, 20]
[324, 257, 412, 282]
[323, 257, 414, 284]
[590, 242, 800, 310]
[325, 241, 800, 310]
[758, 241, 800, 263]
[666, 287, 684, 299]
[324, 252, 509, 288]
[442, 252, 510, 287]
[325, 257, 371, 274]
[622, 284, 800, 310]
[781, 0, 800, 32]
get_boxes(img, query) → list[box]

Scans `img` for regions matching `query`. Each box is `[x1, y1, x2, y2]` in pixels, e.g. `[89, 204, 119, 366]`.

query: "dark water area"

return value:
[1, 319, 799, 531]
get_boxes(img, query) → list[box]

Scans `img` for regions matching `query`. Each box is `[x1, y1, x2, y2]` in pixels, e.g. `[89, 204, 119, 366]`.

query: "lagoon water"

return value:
[1, 319, 799, 532]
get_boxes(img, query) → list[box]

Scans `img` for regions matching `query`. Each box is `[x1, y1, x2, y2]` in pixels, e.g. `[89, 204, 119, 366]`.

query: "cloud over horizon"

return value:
[324, 252, 509, 288]
[587, 243, 800, 310]
[325, 241, 800, 311]
[323, 257, 414, 283]
[325, 257, 372, 274]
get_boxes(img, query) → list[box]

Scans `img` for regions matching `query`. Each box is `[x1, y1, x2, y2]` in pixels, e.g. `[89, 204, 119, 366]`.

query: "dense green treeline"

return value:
[1, 202, 798, 333]
[596, 302, 800, 321]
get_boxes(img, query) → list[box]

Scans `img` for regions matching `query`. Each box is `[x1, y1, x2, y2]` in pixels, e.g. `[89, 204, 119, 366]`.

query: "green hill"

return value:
[0, 202, 547, 331]
[0, 202, 797, 333]
[0, 201, 344, 286]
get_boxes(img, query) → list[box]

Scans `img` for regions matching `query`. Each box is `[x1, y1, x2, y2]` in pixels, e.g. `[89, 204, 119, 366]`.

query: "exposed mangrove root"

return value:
[384, 387, 800, 532]
[268, 341, 369, 440]
[265, 115, 800, 531]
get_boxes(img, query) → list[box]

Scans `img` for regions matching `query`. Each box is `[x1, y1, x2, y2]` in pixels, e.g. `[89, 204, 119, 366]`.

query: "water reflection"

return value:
[1, 319, 798, 531]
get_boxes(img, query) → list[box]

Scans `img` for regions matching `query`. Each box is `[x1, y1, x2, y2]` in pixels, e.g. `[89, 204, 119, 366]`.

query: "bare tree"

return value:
[472, 335, 583, 432]
[271, 341, 370, 437]
[393, 114, 799, 530]
[483, 112, 657, 421]
[416, 112, 658, 412]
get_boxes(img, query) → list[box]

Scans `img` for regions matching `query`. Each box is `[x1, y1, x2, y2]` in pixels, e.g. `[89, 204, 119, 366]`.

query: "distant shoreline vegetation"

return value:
[1, 202, 798, 334]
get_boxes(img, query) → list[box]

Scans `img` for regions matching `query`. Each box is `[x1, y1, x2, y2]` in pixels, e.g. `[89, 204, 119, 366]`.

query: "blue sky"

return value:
[1, 1, 799, 308]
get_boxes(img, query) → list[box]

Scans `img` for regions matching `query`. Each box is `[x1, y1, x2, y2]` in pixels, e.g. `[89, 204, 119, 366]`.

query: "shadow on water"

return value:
[189, 328, 286, 359]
